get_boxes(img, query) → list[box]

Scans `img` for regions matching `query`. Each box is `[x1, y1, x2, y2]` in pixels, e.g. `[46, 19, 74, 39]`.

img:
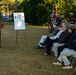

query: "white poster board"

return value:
[13, 12, 25, 30]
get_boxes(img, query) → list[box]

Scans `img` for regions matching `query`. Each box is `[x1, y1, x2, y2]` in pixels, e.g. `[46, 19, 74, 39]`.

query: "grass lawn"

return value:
[0, 22, 76, 75]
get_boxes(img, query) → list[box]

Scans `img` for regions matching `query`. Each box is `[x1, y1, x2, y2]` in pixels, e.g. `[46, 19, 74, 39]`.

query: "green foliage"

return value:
[18, 0, 76, 25]
[0, 0, 76, 25]
[19, 0, 52, 25]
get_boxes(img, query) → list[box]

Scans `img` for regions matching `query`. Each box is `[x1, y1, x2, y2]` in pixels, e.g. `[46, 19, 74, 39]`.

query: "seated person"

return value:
[53, 32, 76, 69]
[53, 48, 76, 69]
[35, 23, 63, 49]
[57, 27, 76, 57]
[52, 27, 76, 57]
[44, 22, 70, 56]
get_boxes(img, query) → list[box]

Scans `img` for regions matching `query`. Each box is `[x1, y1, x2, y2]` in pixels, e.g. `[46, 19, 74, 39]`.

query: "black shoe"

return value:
[40, 43, 44, 45]
[35, 45, 43, 49]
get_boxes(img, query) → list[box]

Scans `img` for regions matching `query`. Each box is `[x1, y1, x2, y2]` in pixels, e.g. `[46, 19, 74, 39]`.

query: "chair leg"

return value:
[71, 58, 76, 65]
[71, 57, 76, 65]
[70, 56, 73, 61]
[74, 67, 76, 70]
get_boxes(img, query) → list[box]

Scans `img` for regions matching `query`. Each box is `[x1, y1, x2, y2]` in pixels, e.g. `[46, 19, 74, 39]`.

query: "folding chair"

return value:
[71, 53, 76, 65]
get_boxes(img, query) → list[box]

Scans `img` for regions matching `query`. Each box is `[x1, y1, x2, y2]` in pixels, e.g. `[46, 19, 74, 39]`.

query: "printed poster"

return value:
[13, 12, 25, 30]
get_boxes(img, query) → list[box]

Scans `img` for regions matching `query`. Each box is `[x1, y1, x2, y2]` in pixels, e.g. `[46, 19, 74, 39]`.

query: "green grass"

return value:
[0, 22, 76, 75]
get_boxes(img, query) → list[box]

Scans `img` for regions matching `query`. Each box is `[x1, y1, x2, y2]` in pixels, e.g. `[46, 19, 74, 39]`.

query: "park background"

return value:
[0, 0, 76, 25]
[0, 0, 76, 75]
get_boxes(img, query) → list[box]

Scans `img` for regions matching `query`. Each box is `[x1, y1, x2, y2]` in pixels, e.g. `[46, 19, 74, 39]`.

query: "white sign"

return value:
[13, 12, 25, 30]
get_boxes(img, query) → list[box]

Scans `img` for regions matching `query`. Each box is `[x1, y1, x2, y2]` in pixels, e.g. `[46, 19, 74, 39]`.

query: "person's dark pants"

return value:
[42, 36, 50, 45]
[46, 39, 58, 54]
[58, 45, 69, 57]
[58, 46, 65, 57]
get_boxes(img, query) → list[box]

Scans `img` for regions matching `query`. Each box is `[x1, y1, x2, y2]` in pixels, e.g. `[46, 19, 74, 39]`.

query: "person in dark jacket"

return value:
[44, 22, 70, 56]
[53, 32, 76, 69]
[52, 27, 76, 57]
[58, 28, 76, 57]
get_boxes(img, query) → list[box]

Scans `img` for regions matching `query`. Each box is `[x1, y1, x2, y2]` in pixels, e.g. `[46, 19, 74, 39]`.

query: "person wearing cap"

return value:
[69, 13, 75, 24]
[44, 22, 70, 56]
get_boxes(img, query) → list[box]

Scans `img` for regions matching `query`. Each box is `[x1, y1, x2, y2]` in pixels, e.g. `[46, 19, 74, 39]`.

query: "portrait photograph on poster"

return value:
[13, 13, 25, 30]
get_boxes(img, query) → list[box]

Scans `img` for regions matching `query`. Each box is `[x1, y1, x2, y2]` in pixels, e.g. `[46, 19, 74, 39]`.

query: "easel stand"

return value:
[16, 30, 18, 44]
[15, 30, 27, 44]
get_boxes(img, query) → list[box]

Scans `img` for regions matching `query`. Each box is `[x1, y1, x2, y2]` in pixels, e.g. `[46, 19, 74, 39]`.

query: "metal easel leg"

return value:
[15, 30, 18, 44]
